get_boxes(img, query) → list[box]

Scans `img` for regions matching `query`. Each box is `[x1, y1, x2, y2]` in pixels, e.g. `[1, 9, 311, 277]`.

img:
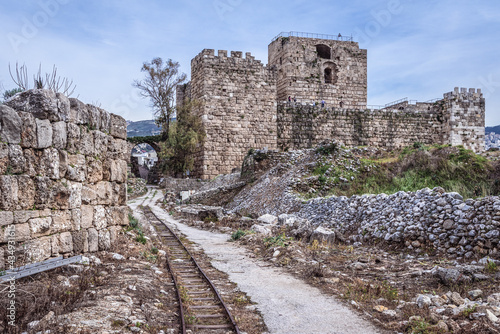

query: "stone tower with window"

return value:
[268, 34, 367, 108]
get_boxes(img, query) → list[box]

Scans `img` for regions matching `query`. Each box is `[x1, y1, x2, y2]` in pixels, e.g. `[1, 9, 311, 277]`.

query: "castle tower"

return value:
[268, 32, 367, 109]
[442, 87, 485, 152]
[189, 49, 277, 179]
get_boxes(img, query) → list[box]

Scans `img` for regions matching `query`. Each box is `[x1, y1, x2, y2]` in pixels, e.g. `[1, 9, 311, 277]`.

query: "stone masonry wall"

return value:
[268, 36, 367, 109]
[277, 103, 443, 150]
[277, 87, 484, 152]
[190, 49, 278, 179]
[0, 89, 129, 269]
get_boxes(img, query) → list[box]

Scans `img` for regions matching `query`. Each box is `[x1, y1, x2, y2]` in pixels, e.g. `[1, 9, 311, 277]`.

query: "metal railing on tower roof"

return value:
[272, 31, 354, 42]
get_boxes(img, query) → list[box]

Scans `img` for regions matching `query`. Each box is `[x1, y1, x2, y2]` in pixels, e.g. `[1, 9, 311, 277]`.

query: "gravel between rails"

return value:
[138, 187, 383, 334]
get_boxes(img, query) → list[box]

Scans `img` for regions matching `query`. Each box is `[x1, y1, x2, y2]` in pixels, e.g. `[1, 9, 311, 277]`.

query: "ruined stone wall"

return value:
[268, 36, 367, 109]
[277, 87, 485, 152]
[0, 89, 129, 268]
[190, 49, 278, 179]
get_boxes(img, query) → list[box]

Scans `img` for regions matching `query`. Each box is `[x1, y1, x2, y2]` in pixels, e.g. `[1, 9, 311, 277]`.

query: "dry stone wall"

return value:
[297, 188, 500, 259]
[189, 49, 278, 179]
[0, 89, 129, 268]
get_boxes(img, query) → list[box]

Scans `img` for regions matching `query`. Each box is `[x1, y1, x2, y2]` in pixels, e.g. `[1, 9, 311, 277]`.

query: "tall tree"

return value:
[159, 99, 205, 177]
[133, 58, 186, 140]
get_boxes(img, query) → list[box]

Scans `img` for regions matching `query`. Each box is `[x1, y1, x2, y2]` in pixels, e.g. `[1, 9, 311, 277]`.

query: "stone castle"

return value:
[177, 32, 485, 179]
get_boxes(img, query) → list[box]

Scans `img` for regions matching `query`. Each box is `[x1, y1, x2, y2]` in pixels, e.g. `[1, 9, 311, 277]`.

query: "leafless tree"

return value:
[133, 57, 187, 140]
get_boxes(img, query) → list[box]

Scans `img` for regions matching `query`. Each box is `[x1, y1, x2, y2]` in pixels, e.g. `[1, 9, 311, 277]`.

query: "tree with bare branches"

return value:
[132, 57, 187, 140]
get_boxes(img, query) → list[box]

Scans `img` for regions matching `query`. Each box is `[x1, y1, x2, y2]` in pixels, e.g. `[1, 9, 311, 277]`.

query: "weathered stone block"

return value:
[81, 205, 93, 229]
[5, 89, 58, 120]
[69, 98, 89, 124]
[19, 112, 37, 148]
[0, 143, 8, 174]
[66, 154, 86, 182]
[29, 217, 52, 237]
[87, 157, 103, 183]
[110, 159, 127, 183]
[108, 206, 129, 226]
[52, 121, 67, 149]
[36, 118, 53, 148]
[112, 182, 127, 205]
[8, 145, 26, 174]
[95, 181, 112, 205]
[66, 122, 81, 153]
[51, 211, 72, 233]
[71, 208, 81, 230]
[16, 175, 35, 210]
[0, 175, 19, 210]
[93, 205, 107, 230]
[100, 108, 111, 133]
[34, 176, 53, 209]
[55, 92, 71, 121]
[98, 229, 111, 250]
[87, 228, 98, 252]
[13, 210, 40, 224]
[0, 211, 14, 226]
[81, 184, 97, 205]
[58, 149, 68, 178]
[41, 148, 60, 179]
[0, 105, 22, 144]
[51, 181, 70, 210]
[5, 223, 31, 242]
[93, 130, 108, 157]
[77, 128, 94, 156]
[67, 181, 82, 209]
[23, 148, 40, 177]
[59, 232, 73, 253]
[72, 230, 87, 253]
[87, 105, 101, 131]
[110, 114, 127, 140]
[25, 236, 51, 262]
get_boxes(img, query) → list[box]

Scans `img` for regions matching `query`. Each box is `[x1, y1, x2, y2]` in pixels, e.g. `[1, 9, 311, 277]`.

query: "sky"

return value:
[0, 0, 499, 126]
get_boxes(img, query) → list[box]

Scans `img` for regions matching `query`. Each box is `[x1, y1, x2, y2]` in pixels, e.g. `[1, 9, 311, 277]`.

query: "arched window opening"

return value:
[316, 44, 331, 59]
[324, 68, 333, 84]
[323, 62, 338, 85]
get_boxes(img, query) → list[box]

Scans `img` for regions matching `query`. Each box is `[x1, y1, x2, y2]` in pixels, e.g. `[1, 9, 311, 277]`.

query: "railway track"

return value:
[142, 206, 240, 334]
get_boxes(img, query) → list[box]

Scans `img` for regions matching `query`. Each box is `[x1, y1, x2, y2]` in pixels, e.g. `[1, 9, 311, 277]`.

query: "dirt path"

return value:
[134, 187, 382, 334]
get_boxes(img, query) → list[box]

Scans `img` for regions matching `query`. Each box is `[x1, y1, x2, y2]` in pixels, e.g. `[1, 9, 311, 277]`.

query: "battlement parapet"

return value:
[192, 49, 263, 67]
[444, 87, 483, 100]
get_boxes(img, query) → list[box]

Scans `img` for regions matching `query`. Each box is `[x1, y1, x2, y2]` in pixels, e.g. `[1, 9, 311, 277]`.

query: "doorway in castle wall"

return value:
[130, 143, 159, 181]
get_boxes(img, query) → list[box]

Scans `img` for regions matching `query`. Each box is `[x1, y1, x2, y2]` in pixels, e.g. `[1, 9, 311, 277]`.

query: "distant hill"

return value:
[127, 120, 161, 137]
[486, 125, 500, 134]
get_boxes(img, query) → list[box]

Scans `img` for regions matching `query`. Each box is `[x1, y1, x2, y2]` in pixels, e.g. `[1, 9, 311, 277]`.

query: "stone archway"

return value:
[130, 142, 161, 184]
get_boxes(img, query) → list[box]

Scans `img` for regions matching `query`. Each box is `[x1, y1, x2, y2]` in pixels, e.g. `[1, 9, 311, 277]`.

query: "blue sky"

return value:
[0, 0, 499, 125]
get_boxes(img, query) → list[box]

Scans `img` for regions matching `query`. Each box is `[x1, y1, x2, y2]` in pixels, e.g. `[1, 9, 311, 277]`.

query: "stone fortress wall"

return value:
[179, 32, 486, 179]
[0, 89, 129, 269]
[278, 87, 485, 151]
[189, 49, 278, 179]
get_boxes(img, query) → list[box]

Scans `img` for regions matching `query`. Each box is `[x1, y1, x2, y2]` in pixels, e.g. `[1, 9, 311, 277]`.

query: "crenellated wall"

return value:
[189, 49, 278, 179]
[0, 89, 129, 268]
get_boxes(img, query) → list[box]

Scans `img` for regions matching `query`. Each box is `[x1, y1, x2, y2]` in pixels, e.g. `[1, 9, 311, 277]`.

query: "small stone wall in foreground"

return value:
[0, 89, 129, 268]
